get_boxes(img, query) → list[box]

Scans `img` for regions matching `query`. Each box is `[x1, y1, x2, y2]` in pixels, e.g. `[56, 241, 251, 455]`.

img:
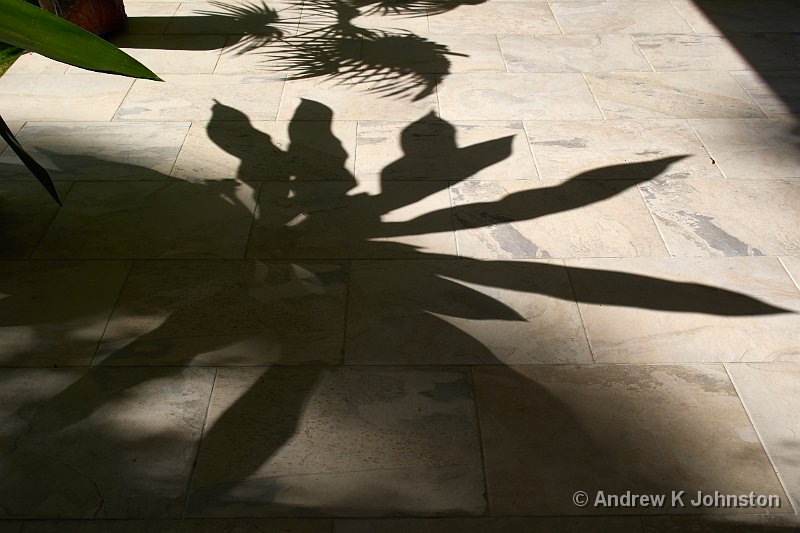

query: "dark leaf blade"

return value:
[0, 0, 161, 80]
[0, 115, 61, 205]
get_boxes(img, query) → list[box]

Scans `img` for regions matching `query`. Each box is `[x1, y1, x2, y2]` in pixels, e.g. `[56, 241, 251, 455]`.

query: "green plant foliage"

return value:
[0, 0, 162, 202]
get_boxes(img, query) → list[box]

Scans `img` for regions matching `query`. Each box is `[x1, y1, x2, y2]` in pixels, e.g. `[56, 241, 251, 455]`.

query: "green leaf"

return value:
[0, 0, 161, 80]
[0, 114, 61, 205]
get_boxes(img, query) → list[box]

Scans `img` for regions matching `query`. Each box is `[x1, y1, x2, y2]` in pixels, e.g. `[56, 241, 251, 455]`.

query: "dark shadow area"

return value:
[116, 0, 468, 100]
[2, 99, 795, 522]
[691, 0, 800, 137]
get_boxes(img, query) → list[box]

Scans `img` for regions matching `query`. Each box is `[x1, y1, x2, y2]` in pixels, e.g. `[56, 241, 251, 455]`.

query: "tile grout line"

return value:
[581, 72, 607, 121]
[723, 363, 799, 514]
[448, 180, 461, 257]
[546, 2, 564, 36]
[563, 259, 596, 364]
[108, 77, 138, 123]
[495, 34, 510, 74]
[685, 120, 729, 180]
[28, 181, 76, 258]
[468, 367, 493, 518]
[777, 257, 800, 292]
[242, 182, 263, 259]
[339, 259, 353, 366]
[520, 120, 543, 181]
[728, 70, 769, 118]
[181, 366, 219, 518]
[636, 183, 675, 258]
[88, 259, 135, 367]
[167, 121, 194, 178]
[629, 34, 656, 73]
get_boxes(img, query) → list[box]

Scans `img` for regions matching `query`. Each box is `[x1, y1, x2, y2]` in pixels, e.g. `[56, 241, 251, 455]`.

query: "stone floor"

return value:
[1, 0, 800, 530]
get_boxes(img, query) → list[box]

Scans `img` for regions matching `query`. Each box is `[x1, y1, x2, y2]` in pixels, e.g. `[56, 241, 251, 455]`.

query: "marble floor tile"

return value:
[473, 364, 788, 515]
[451, 179, 668, 259]
[0, 122, 190, 181]
[167, 1, 301, 35]
[438, 73, 603, 120]
[0, 74, 134, 121]
[23, 519, 332, 532]
[247, 181, 457, 259]
[644, 515, 800, 532]
[3, 52, 69, 74]
[98, 35, 227, 75]
[0, 367, 214, 518]
[335, 517, 643, 533]
[633, 34, 795, 72]
[34, 181, 257, 259]
[278, 78, 437, 120]
[115, 74, 285, 121]
[186, 367, 485, 517]
[567, 257, 800, 362]
[585, 72, 765, 119]
[355, 119, 534, 181]
[0, 182, 71, 258]
[0, 261, 130, 367]
[499, 34, 651, 73]
[551, 0, 693, 34]
[344, 259, 592, 365]
[730, 71, 800, 118]
[668, 0, 721, 35]
[641, 178, 800, 256]
[726, 362, 800, 512]
[121, 2, 181, 34]
[526, 119, 721, 181]
[428, 2, 559, 34]
[688, 119, 800, 179]
[95, 260, 347, 366]
[172, 119, 357, 182]
[340, 10, 430, 35]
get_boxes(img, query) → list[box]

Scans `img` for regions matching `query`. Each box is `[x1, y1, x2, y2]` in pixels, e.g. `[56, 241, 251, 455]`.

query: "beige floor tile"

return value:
[247, 181, 457, 258]
[172, 117, 356, 182]
[499, 33, 651, 73]
[0, 261, 130, 367]
[167, 1, 301, 35]
[633, 34, 794, 72]
[730, 71, 800, 118]
[726, 362, 800, 512]
[0, 74, 134, 121]
[356, 119, 534, 181]
[186, 367, 485, 516]
[278, 78, 437, 120]
[3, 52, 69, 75]
[586, 72, 765, 119]
[100, 35, 226, 75]
[438, 73, 602, 120]
[336, 517, 643, 533]
[0, 122, 190, 181]
[689, 119, 800, 179]
[642, 178, 800, 256]
[428, 1, 559, 34]
[23, 519, 331, 533]
[345, 10, 430, 35]
[344, 259, 592, 365]
[115, 74, 284, 121]
[122, 2, 181, 34]
[669, 0, 721, 34]
[568, 257, 800, 363]
[95, 260, 347, 366]
[213, 36, 286, 74]
[474, 364, 788, 514]
[526, 119, 721, 180]
[644, 515, 800, 532]
[0, 367, 214, 518]
[0, 182, 71, 258]
[551, 0, 693, 34]
[451, 179, 668, 259]
[34, 181, 257, 259]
